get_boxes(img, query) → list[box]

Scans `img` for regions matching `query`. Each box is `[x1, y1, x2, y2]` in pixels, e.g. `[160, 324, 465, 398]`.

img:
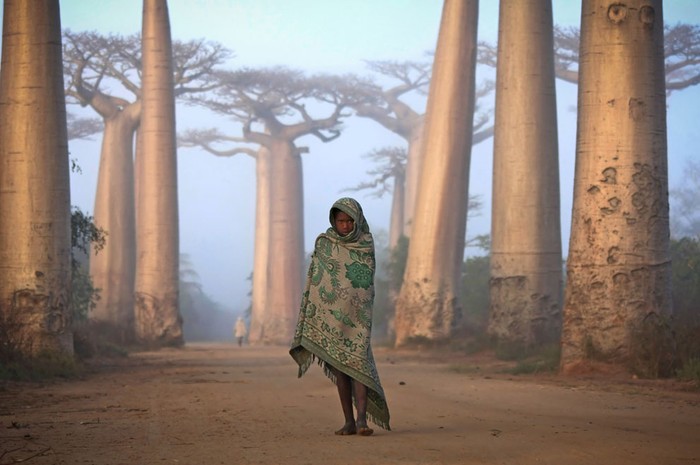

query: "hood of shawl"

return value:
[328, 197, 370, 243]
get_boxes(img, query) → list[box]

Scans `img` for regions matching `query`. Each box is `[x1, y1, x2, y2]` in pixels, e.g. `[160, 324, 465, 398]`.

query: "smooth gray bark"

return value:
[488, 0, 563, 348]
[561, 0, 672, 374]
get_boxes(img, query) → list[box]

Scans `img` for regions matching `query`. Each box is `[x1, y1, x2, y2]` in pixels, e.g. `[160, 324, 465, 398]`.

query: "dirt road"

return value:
[1, 343, 699, 465]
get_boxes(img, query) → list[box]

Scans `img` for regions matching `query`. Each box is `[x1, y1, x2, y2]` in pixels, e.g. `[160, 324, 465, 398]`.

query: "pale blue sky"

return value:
[20, 1, 700, 312]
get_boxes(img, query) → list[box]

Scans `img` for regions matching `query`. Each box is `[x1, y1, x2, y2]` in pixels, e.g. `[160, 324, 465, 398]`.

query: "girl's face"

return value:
[334, 211, 354, 237]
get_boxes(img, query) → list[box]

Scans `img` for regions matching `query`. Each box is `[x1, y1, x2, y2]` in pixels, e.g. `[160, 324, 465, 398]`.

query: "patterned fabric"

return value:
[290, 197, 391, 430]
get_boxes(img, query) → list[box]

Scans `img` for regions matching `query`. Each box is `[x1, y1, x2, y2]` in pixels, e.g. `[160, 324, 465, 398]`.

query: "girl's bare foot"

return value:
[334, 421, 357, 435]
[356, 421, 374, 436]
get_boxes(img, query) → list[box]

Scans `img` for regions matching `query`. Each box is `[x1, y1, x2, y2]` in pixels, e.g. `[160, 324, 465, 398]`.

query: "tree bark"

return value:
[403, 119, 425, 237]
[257, 140, 304, 345]
[0, 0, 73, 356]
[248, 146, 271, 344]
[135, 0, 183, 346]
[89, 103, 140, 342]
[394, 0, 479, 346]
[389, 169, 406, 250]
[561, 0, 671, 374]
[488, 0, 563, 348]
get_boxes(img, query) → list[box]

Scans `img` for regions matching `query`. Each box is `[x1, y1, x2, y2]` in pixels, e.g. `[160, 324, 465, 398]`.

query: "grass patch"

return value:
[0, 350, 81, 381]
[500, 343, 561, 375]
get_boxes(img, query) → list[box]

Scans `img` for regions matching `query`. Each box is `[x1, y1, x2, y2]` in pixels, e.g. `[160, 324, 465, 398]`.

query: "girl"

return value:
[290, 197, 391, 435]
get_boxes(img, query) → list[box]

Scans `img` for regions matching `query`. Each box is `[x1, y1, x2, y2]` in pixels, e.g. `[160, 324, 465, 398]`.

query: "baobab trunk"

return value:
[0, 0, 73, 356]
[561, 0, 671, 374]
[89, 106, 140, 342]
[258, 141, 305, 345]
[389, 169, 406, 250]
[488, 0, 562, 348]
[135, 0, 183, 346]
[248, 146, 271, 344]
[402, 118, 425, 237]
[394, 0, 478, 346]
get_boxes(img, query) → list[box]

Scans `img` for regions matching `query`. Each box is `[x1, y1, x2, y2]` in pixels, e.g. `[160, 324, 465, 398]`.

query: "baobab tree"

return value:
[353, 61, 429, 237]
[64, 31, 140, 341]
[135, 0, 182, 346]
[561, 0, 672, 376]
[0, 0, 73, 357]
[355, 60, 494, 238]
[476, 13, 699, 353]
[63, 30, 229, 341]
[185, 67, 375, 344]
[178, 129, 269, 345]
[488, 0, 562, 349]
[394, 0, 479, 346]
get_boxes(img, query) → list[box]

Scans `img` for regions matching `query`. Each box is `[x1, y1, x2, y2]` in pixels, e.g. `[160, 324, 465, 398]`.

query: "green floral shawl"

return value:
[289, 198, 391, 430]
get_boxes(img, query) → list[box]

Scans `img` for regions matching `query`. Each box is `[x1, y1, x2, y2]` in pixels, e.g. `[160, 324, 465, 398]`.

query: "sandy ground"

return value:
[1, 343, 699, 465]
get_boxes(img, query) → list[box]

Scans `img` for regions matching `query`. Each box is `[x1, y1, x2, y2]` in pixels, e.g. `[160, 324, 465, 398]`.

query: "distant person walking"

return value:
[290, 197, 391, 436]
[234, 316, 247, 347]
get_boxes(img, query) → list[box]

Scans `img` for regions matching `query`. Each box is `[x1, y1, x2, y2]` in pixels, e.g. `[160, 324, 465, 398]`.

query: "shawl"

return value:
[289, 197, 391, 430]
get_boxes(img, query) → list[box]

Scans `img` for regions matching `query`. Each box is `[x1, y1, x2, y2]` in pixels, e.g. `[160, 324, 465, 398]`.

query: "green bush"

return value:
[460, 254, 490, 334]
[670, 237, 700, 379]
[70, 207, 106, 324]
[676, 357, 700, 383]
[0, 350, 80, 381]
